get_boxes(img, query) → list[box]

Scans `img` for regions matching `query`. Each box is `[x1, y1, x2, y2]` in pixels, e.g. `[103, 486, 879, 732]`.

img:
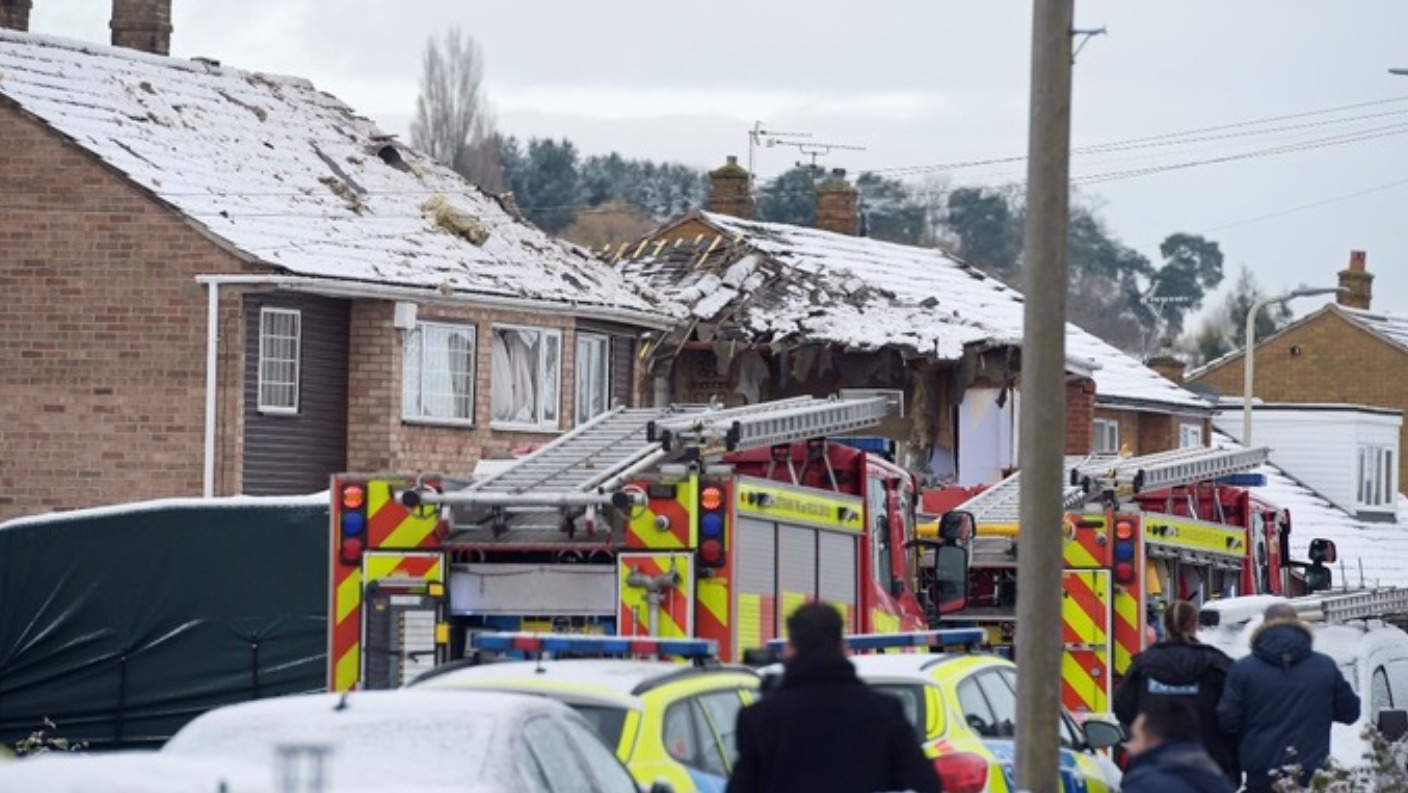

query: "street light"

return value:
[1242, 286, 1346, 445]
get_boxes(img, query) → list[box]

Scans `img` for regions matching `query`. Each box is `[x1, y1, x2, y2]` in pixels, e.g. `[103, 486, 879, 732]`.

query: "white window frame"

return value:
[490, 324, 563, 432]
[402, 321, 477, 427]
[1358, 444, 1396, 508]
[257, 307, 300, 414]
[1093, 418, 1119, 454]
[1178, 424, 1204, 449]
[574, 333, 612, 426]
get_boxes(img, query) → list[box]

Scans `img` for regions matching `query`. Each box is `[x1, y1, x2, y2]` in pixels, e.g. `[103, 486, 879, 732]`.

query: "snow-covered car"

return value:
[157, 689, 642, 793]
[1200, 594, 1408, 770]
[0, 751, 263, 793]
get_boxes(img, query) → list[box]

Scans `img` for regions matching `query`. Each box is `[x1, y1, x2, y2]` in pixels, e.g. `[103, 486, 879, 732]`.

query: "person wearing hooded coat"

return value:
[726, 601, 943, 793]
[1114, 600, 1238, 784]
[1121, 698, 1234, 793]
[1217, 602, 1360, 792]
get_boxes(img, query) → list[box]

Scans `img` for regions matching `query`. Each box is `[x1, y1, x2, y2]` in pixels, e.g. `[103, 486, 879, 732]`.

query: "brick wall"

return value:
[0, 105, 258, 522]
[346, 301, 597, 477]
[1065, 378, 1095, 454]
[1189, 309, 1408, 490]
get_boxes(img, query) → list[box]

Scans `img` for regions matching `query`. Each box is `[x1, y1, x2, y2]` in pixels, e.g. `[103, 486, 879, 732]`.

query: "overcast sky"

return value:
[31, 1, 1408, 321]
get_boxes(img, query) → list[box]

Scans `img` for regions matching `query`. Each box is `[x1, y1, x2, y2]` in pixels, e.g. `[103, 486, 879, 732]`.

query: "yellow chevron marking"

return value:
[1061, 651, 1103, 714]
[699, 578, 729, 627]
[381, 513, 439, 550]
[1063, 536, 1102, 568]
[738, 593, 762, 653]
[336, 568, 363, 625]
[335, 645, 361, 692]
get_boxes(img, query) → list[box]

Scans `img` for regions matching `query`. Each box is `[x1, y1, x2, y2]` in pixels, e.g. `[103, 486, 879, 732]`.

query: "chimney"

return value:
[1145, 354, 1187, 386]
[815, 168, 859, 235]
[706, 155, 754, 220]
[111, 0, 172, 56]
[1337, 249, 1373, 310]
[0, 0, 32, 31]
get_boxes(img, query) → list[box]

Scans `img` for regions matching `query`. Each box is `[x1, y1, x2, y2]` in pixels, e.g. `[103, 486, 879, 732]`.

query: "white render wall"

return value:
[1214, 405, 1401, 517]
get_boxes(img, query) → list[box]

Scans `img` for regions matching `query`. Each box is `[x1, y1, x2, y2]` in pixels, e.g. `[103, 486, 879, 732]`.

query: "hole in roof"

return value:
[377, 145, 410, 173]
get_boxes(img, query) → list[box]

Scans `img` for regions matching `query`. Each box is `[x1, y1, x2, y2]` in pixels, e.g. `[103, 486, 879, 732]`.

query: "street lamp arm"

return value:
[1242, 285, 1344, 446]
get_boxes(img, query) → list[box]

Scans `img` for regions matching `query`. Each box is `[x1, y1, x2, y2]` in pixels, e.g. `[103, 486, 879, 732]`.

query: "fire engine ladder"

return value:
[955, 460, 1091, 527]
[1288, 588, 1408, 624]
[1069, 445, 1271, 505]
[403, 395, 899, 531]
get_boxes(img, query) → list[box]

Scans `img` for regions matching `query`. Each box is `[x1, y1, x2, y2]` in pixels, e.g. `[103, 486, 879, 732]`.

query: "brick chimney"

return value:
[815, 168, 859, 235]
[706, 156, 754, 219]
[111, 0, 172, 56]
[1337, 250, 1373, 310]
[1145, 354, 1187, 385]
[0, 0, 32, 31]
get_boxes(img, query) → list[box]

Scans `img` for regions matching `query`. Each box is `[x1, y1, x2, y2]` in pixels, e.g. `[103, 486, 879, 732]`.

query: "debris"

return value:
[420, 194, 489, 245]
[138, 81, 155, 94]
[319, 176, 366, 214]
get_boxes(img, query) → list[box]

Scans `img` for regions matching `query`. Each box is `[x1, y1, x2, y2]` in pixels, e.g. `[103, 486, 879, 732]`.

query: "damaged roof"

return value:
[0, 30, 661, 319]
[621, 211, 1209, 411]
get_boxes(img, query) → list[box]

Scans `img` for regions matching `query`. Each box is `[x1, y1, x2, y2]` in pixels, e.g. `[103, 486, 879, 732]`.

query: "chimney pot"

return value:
[111, 0, 173, 56]
[707, 155, 754, 220]
[1337, 249, 1373, 310]
[0, 0, 32, 32]
[815, 168, 859, 236]
[1145, 354, 1187, 386]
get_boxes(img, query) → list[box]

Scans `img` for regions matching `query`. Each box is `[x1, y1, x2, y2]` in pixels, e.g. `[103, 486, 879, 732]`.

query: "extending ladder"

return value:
[955, 459, 1090, 526]
[1070, 445, 1270, 500]
[1290, 588, 1408, 623]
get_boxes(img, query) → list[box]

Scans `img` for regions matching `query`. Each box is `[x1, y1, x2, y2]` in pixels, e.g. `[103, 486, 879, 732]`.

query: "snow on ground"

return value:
[0, 492, 328, 532]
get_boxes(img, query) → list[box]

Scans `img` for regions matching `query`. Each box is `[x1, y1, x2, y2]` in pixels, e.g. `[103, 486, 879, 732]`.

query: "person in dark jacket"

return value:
[1122, 698, 1235, 793]
[1217, 602, 1361, 792]
[1114, 599, 1238, 784]
[726, 602, 942, 793]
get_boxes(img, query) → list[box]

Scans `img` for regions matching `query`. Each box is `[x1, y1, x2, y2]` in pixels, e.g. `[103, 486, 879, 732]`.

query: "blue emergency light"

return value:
[471, 632, 718, 659]
[1214, 473, 1266, 487]
[835, 437, 895, 457]
[764, 628, 985, 654]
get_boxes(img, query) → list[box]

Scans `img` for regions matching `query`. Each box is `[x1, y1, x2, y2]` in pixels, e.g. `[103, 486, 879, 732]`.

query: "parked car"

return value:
[0, 751, 260, 793]
[413, 655, 759, 793]
[159, 689, 642, 793]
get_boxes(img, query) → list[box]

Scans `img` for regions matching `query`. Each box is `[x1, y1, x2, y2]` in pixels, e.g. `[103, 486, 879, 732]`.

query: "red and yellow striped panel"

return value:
[617, 553, 694, 638]
[1111, 583, 1143, 676]
[626, 478, 696, 550]
[1063, 514, 1108, 569]
[1061, 570, 1112, 715]
[331, 551, 444, 692]
[696, 577, 732, 661]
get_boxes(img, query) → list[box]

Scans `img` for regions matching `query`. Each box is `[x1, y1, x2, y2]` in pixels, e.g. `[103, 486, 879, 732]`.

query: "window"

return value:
[1179, 424, 1204, 449]
[956, 677, 997, 737]
[1093, 419, 1119, 454]
[1358, 445, 1396, 508]
[697, 690, 747, 768]
[662, 698, 730, 778]
[1372, 666, 1393, 717]
[491, 326, 562, 430]
[871, 683, 929, 737]
[868, 477, 892, 589]
[403, 322, 475, 424]
[523, 718, 594, 793]
[561, 713, 638, 792]
[258, 308, 300, 413]
[974, 670, 1018, 738]
[574, 333, 611, 424]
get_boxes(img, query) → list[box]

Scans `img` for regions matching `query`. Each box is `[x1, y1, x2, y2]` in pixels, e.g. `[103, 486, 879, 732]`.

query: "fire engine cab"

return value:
[327, 393, 971, 691]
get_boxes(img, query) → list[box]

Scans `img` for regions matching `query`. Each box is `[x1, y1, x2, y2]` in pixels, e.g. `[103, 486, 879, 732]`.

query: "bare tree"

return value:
[410, 28, 505, 191]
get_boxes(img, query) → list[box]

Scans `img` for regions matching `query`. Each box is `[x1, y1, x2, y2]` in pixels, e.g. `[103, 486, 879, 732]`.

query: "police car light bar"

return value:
[471, 632, 718, 658]
[1214, 473, 1266, 487]
[764, 628, 986, 654]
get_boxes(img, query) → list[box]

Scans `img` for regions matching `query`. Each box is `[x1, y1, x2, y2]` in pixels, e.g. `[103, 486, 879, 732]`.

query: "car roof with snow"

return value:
[411, 659, 758, 708]
[847, 652, 1002, 682]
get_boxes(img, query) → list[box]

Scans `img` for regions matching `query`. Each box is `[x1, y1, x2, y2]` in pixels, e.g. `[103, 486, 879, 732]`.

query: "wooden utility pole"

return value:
[1015, 0, 1074, 791]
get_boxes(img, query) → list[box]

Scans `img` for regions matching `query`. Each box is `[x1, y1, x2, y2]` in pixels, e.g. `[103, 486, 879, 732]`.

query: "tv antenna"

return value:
[748, 122, 813, 183]
[1139, 278, 1193, 357]
[791, 140, 867, 173]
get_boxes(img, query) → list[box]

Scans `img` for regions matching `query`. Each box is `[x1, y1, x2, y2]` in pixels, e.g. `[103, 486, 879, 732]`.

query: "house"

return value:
[0, 10, 669, 522]
[1214, 403, 1402, 523]
[615, 158, 1213, 484]
[1188, 251, 1408, 495]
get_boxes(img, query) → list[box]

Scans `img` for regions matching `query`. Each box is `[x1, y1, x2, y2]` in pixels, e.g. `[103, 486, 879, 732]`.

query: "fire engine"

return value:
[921, 445, 1339, 717]
[327, 393, 971, 691]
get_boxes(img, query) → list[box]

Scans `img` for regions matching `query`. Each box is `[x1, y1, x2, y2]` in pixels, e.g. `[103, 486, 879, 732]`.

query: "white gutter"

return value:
[195, 274, 677, 497]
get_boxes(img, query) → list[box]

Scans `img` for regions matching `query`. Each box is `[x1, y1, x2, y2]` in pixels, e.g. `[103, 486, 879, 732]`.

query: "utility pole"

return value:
[1015, 0, 1074, 790]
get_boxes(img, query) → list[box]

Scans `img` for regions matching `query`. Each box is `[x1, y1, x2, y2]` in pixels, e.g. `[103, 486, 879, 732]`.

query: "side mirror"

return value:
[934, 544, 970, 614]
[939, 510, 975, 541]
[1082, 717, 1125, 750]
[1378, 709, 1408, 743]
[1309, 538, 1337, 564]
[1306, 564, 1333, 593]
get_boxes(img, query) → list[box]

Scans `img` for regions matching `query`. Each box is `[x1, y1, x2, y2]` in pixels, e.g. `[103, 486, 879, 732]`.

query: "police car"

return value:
[761, 630, 1125, 793]
[412, 633, 759, 793]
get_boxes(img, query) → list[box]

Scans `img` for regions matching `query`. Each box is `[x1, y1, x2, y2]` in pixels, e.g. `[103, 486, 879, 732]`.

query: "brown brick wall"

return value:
[1065, 378, 1095, 454]
[346, 301, 601, 476]
[0, 104, 258, 522]
[1190, 310, 1408, 490]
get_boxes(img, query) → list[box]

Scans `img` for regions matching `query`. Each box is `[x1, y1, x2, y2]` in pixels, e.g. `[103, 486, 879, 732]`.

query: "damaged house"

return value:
[0, 14, 669, 521]
[617, 160, 1212, 484]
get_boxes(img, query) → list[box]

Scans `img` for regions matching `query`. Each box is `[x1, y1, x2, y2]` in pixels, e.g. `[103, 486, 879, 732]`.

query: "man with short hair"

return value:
[1217, 602, 1360, 792]
[726, 602, 942, 793]
[1122, 698, 1235, 793]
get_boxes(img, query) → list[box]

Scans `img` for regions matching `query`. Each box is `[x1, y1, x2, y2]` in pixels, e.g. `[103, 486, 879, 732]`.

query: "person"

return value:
[1217, 602, 1361, 792]
[1114, 599, 1238, 784]
[726, 601, 942, 793]
[1121, 698, 1235, 793]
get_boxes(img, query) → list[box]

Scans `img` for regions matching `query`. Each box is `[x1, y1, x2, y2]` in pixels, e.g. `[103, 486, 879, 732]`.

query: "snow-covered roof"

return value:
[1216, 431, 1408, 588]
[622, 211, 1209, 411]
[0, 30, 662, 321]
[1187, 303, 1408, 382]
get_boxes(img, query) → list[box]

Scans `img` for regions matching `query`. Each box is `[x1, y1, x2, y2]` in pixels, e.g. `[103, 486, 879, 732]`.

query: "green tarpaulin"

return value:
[0, 498, 329, 749]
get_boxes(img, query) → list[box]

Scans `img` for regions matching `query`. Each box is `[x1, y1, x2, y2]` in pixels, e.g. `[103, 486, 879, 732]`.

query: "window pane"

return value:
[404, 323, 474, 422]
[492, 328, 542, 424]
[662, 700, 698, 765]
[956, 677, 997, 737]
[542, 333, 560, 424]
[977, 671, 1018, 737]
[697, 691, 746, 768]
[258, 309, 299, 411]
[689, 699, 728, 777]
[403, 326, 423, 415]
[575, 335, 611, 425]
[523, 719, 593, 793]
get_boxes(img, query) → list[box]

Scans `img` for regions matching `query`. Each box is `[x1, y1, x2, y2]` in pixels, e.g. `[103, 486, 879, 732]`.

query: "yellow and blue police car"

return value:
[411, 633, 759, 793]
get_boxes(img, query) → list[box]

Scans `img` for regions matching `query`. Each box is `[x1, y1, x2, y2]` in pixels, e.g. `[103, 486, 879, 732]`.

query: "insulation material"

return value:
[733, 350, 770, 404]
[957, 387, 1018, 486]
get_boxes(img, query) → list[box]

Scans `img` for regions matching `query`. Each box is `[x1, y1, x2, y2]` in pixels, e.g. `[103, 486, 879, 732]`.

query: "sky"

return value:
[28, 1, 1408, 323]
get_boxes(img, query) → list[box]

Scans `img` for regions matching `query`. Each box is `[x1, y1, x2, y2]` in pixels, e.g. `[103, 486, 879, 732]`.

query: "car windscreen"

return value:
[568, 704, 630, 748]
